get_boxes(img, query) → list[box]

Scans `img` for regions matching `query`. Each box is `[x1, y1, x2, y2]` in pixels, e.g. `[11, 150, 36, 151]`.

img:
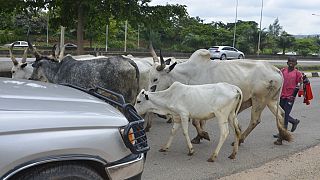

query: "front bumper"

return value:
[106, 153, 145, 180]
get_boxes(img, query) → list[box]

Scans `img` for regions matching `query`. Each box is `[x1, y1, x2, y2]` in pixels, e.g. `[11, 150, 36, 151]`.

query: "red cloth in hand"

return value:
[303, 83, 313, 105]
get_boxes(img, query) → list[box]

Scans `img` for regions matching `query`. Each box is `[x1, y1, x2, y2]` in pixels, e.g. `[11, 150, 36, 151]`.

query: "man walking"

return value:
[274, 56, 302, 145]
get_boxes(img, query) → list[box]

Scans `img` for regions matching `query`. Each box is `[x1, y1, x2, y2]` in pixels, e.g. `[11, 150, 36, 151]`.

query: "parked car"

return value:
[0, 77, 149, 180]
[208, 46, 245, 60]
[3, 41, 31, 48]
[65, 43, 77, 49]
[276, 51, 297, 56]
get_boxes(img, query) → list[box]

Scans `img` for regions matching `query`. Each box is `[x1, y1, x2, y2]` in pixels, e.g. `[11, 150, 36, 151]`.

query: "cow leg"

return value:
[160, 118, 181, 152]
[180, 116, 195, 156]
[208, 114, 229, 162]
[228, 111, 241, 159]
[239, 98, 266, 144]
[267, 101, 292, 142]
[191, 119, 210, 144]
[143, 113, 153, 132]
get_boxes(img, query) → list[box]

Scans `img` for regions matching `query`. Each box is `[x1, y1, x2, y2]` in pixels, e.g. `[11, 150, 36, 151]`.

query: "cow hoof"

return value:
[191, 136, 201, 144]
[145, 127, 150, 132]
[166, 118, 172, 123]
[200, 131, 210, 141]
[188, 151, 194, 156]
[228, 154, 236, 159]
[159, 148, 168, 152]
[274, 139, 283, 145]
[207, 158, 215, 162]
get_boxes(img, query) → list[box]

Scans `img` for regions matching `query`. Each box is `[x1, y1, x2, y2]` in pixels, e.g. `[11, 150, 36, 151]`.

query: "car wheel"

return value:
[220, 54, 227, 60]
[238, 55, 244, 59]
[15, 162, 105, 180]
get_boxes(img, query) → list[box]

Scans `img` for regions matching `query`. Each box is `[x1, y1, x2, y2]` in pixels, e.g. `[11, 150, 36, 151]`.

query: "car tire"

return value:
[238, 55, 244, 59]
[220, 54, 227, 60]
[15, 162, 106, 180]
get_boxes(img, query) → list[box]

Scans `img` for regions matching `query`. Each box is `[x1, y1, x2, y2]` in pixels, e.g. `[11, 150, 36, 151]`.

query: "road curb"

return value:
[304, 72, 320, 78]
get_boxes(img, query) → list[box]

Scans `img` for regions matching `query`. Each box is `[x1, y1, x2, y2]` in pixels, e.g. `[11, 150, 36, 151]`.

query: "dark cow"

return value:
[28, 41, 139, 104]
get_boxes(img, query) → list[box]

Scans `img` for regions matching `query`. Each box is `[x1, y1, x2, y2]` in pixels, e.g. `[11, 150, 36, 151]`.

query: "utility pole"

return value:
[257, 0, 264, 55]
[232, 0, 238, 48]
[106, 24, 108, 52]
[137, 25, 140, 49]
[124, 20, 127, 52]
[46, 13, 49, 46]
[311, 13, 320, 57]
[60, 26, 65, 51]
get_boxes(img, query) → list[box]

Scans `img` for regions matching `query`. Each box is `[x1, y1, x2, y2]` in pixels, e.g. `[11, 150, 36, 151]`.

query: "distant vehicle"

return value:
[208, 46, 245, 60]
[64, 43, 77, 49]
[0, 77, 149, 180]
[3, 41, 31, 48]
[277, 51, 297, 56]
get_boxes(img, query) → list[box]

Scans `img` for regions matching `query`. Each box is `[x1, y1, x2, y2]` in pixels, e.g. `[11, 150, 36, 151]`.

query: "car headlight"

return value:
[119, 127, 136, 145]
[119, 120, 149, 154]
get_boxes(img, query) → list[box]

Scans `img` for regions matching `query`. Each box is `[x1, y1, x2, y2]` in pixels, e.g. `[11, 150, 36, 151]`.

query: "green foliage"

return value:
[277, 31, 295, 55]
[0, 1, 318, 55]
[294, 38, 319, 56]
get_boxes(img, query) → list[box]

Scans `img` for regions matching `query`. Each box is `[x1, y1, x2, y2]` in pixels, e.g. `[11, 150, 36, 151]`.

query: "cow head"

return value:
[148, 48, 177, 92]
[134, 89, 150, 115]
[27, 40, 63, 82]
[29, 60, 51, 82]
[27, 40, 66, 62]
[9, 43, 32, 79]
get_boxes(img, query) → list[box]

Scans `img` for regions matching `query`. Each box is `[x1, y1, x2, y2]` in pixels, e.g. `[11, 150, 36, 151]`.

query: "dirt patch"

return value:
[218, 145, 320, 180]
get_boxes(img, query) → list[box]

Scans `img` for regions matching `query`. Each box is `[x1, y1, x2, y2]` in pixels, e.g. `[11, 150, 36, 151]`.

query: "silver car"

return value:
[0, 77, 149, 180]
[208, 46, 245, 60]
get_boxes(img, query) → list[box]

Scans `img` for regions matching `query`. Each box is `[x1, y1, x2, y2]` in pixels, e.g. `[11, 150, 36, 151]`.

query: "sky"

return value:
[149, 0, 320, 35]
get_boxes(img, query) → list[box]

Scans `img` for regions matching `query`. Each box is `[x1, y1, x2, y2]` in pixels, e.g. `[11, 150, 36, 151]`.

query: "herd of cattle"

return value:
[7, 40, 292, 162]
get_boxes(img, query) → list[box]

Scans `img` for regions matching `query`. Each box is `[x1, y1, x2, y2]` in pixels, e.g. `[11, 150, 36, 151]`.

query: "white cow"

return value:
[124, 50, 183, 131]
[9, 44, 32, 79]
[134, 81, 243, 162]
[148, 49, 292, 145]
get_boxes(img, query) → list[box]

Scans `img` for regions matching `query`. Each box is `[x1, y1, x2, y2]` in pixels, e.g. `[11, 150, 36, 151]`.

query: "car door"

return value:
[228, 47, 238, 59]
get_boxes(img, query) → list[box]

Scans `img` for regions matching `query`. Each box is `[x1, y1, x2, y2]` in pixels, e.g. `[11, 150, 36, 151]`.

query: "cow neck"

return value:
[42, 60, 62, 83]
[172, 61, 197, 85]
[149, 90, 174, 113]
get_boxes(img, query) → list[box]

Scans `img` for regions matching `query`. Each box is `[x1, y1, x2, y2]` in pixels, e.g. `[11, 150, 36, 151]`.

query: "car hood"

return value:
[0, 78, 129, 133]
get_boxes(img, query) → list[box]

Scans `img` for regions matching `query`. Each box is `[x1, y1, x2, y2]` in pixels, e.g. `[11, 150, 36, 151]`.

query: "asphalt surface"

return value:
[142, 78, 320, 180]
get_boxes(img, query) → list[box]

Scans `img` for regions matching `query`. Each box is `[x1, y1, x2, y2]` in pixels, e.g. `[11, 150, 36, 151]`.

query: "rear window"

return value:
[209, 47, 219, 50]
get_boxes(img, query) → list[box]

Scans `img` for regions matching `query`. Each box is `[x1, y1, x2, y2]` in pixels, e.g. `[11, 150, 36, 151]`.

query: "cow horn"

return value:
[27, 40, 42, 60]
[21, 47, 29, 63]
[156, 50, 166, 71]
[9, 42, 18, 65]
[149, 42, 160, 63]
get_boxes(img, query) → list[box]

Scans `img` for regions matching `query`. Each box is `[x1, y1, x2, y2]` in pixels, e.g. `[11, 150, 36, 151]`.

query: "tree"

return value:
[266, 18, 283, 54]
[294, 38, 318, 56]
[268, 18, 282, 37]
[277, 31, 295, 55]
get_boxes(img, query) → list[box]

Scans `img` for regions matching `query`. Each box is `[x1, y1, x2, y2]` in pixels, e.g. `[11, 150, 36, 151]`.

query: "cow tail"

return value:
[276, 70, 293, 142]
[233, 86, 243, 133]
[235, 86, 243, 116]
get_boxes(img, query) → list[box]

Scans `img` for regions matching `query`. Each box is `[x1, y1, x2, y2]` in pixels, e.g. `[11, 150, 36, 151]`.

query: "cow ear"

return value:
[21, 63, 28, 69]
[168, 62, 177, 72]
[165, 59, 171, 65]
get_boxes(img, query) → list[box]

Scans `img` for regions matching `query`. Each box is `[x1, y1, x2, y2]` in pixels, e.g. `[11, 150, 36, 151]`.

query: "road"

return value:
[142, 78, 319, 180]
